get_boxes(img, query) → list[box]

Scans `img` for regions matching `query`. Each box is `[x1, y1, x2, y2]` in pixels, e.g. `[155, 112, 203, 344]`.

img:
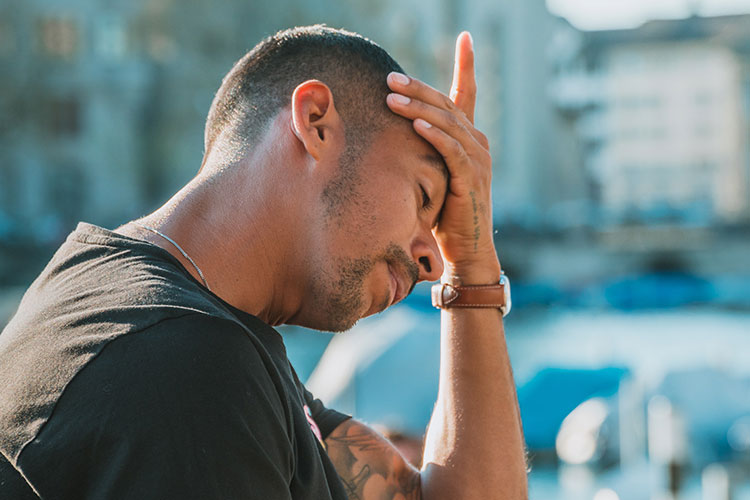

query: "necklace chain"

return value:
[133, 223, 211, 291]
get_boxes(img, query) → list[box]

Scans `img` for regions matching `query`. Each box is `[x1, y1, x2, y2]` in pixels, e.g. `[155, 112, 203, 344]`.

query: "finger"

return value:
[412, 118, 466, 190]
[412, 118, 490, 193]
[387, 73, 466, 123]
[387, 93, 476, 148]
[449, 31, 476, 124]
[387, 92, 487, 150]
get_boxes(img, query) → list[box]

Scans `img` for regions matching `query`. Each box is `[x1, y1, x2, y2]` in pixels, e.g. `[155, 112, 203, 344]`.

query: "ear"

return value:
[290, 80, 342, 162]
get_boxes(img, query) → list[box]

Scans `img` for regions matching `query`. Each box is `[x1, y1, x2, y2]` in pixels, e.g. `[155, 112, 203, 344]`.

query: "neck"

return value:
[126, 162, 309, 326]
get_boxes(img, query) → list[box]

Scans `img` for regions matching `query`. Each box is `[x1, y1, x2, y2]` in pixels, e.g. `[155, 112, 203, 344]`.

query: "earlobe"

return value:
[290, 80, 340, 161]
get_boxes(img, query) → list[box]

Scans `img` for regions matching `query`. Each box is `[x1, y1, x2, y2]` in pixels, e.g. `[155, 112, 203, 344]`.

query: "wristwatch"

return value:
[431, 272, 512, 317]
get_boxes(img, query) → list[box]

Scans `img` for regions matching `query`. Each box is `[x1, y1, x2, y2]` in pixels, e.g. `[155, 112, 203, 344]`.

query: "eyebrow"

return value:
[420, 153, 449, 181]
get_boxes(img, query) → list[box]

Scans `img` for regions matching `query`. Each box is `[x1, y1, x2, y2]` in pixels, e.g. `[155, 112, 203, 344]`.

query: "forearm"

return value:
[420, 265, 527, 500]
[384, 31, 528, 499]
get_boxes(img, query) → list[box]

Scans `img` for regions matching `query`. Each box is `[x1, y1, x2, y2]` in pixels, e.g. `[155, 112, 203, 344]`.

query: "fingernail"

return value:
[465, 31, 474, 47]
[389, 93, 411, 105]
[388, 72, 410, 86]
[415, 118, 432, 129]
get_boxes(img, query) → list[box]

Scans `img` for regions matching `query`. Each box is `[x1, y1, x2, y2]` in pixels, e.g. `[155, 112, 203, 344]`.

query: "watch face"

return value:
[500, 273, 512, 316]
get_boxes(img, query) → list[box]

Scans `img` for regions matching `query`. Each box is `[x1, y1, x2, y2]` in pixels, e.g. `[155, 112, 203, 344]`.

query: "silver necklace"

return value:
[133, 223, 211, 291]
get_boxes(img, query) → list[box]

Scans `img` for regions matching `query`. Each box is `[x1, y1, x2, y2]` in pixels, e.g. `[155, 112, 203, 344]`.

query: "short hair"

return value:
[204, 25, 405, 162]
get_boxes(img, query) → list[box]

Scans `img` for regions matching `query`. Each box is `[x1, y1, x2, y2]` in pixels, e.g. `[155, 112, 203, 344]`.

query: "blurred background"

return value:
[1, 0, 750, 498]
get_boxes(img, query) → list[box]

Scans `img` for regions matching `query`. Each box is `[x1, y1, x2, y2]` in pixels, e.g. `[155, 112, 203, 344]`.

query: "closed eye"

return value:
[420, 185, 433, 210]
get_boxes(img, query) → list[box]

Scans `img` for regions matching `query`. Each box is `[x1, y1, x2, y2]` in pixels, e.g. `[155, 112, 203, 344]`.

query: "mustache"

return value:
[383, 243, 420, 295]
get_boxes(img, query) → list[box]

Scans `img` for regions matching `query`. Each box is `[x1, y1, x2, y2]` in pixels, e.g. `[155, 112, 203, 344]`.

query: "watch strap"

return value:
[431, 282, 506, 309]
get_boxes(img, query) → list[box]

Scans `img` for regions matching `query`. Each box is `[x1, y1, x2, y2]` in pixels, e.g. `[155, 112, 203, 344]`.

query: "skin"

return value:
[117, 31, 527, 500]
[118, 80, 444, 332]
[326, 33, 528, 500]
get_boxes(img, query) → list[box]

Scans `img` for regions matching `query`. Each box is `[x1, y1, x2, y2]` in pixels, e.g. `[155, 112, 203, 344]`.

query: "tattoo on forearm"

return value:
[470, 191, 480, 252]
[327, 422, 421, 500]
[343, 464, 371, 499]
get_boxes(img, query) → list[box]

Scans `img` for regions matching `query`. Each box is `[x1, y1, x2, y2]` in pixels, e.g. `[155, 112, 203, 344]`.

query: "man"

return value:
[0, 26, 527, 499]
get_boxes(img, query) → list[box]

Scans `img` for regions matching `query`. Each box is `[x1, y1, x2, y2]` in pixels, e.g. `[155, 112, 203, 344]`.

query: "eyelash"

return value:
[420, 186, 433, 210]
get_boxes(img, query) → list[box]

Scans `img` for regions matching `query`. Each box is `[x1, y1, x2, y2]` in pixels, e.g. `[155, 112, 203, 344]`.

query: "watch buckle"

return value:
[431, 283, 459, 308]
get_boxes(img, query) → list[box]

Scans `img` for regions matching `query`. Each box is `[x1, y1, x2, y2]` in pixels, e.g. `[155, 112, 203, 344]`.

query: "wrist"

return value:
[442, 258, 502, 286]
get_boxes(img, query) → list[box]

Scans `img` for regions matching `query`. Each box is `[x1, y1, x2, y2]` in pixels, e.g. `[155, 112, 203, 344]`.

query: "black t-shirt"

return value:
[0, 223, 350, 499]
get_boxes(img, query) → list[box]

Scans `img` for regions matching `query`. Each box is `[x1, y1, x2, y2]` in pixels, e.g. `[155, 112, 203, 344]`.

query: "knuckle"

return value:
[445, 112, 461, 131]
[449, 138, 463, 158]
[442, 94, 455, 110]
[476, 130, 490, 149]
[481, 167, 492, 183]
[483, 150, 493, 166]
[469, 154, 491, 177]
[477, 146, 491, 164]
[455, 108, 469, 124]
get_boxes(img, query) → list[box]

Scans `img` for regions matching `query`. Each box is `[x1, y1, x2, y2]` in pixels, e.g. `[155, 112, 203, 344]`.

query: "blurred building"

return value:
[0, 0, 580, 241]
[0, 0, 454, 243]
[0, 1, 150, 241]
[0, 0, 312, 241]
[7, 0, 748, 286]
[471, 0, 587, 228]
[551, 14, 750, 227]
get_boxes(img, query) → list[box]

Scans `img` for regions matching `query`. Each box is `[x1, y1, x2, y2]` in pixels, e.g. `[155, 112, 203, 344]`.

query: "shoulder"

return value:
[89, 313, 290, 420]
[18, 313, 298, 498]
[13, 312, 294, 451]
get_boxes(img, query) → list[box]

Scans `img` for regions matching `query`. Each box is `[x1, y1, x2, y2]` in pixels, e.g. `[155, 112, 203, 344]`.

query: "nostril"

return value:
[419, 256, 432, 274]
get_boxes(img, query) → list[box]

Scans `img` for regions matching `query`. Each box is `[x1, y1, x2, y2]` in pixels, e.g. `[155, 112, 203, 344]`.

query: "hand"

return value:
[386, 32, 501, 284]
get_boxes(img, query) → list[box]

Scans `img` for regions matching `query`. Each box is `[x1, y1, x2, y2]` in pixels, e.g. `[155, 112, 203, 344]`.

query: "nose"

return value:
[412, 230, 444, 283]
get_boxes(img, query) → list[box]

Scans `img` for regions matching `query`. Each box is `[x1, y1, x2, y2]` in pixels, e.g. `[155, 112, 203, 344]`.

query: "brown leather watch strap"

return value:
[431, 283, 506, 308]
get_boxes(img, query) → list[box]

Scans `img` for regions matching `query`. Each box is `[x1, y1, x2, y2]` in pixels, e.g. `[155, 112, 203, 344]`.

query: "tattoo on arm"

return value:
[470, 191, 480, 252]
[326, 420, 421, 500]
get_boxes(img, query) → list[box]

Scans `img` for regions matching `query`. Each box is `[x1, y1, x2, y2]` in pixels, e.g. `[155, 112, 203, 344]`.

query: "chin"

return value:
[299, 277, 372, 332]
[316, 316, 360, 334]
[293, 309, 362, 333]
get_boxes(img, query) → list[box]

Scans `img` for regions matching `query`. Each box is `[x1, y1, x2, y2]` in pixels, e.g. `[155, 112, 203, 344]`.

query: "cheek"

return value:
[358, 190, 413, 236]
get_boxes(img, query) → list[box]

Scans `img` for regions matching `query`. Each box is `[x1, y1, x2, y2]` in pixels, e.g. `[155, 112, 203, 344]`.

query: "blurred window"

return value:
[46, 162, 85, 229]
[619, 128, 640, 141]
[619, 97, 638, 109]
[694, 91, 713, 107]
[618, 52, 645, 71]
[0, 18, 16, 57]
[36, 16, 78, 59]
[147, 33, 176, 62]
[694, 123, 712, 139]
[618, 96, 661, 110]
[95, 16, 127, 60]
[645, 96, 661, 109]
[46, 96, 81, 137]
[651, 127, 667, 140]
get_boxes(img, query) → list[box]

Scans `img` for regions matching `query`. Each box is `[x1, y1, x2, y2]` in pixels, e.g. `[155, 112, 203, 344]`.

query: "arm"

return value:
[326, 419, 421, 500]
[326, 305, 525, 500]
[421, 283, 527, 500]
[391, 32, 527, 499]
[327, 33, 527, 500]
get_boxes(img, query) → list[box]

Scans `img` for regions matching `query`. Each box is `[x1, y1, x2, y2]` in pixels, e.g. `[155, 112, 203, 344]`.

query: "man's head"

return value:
[200, 26, 447, 332]
[204, 25, 404, 171]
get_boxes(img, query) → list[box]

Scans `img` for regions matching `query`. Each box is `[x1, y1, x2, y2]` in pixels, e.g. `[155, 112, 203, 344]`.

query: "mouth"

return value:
[388, 262, 407, 306]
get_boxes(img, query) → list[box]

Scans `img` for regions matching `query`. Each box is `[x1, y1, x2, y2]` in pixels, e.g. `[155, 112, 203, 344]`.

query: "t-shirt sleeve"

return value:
[17, 315, 295, 500]
[289, 364, 351, 440]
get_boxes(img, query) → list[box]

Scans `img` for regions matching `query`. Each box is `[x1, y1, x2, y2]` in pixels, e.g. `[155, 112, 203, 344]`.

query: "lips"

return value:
[388, 262, 406, 306]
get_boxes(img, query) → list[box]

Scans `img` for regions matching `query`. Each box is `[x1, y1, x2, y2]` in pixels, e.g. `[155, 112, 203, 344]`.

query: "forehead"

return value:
[368, 123, 449, 181]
